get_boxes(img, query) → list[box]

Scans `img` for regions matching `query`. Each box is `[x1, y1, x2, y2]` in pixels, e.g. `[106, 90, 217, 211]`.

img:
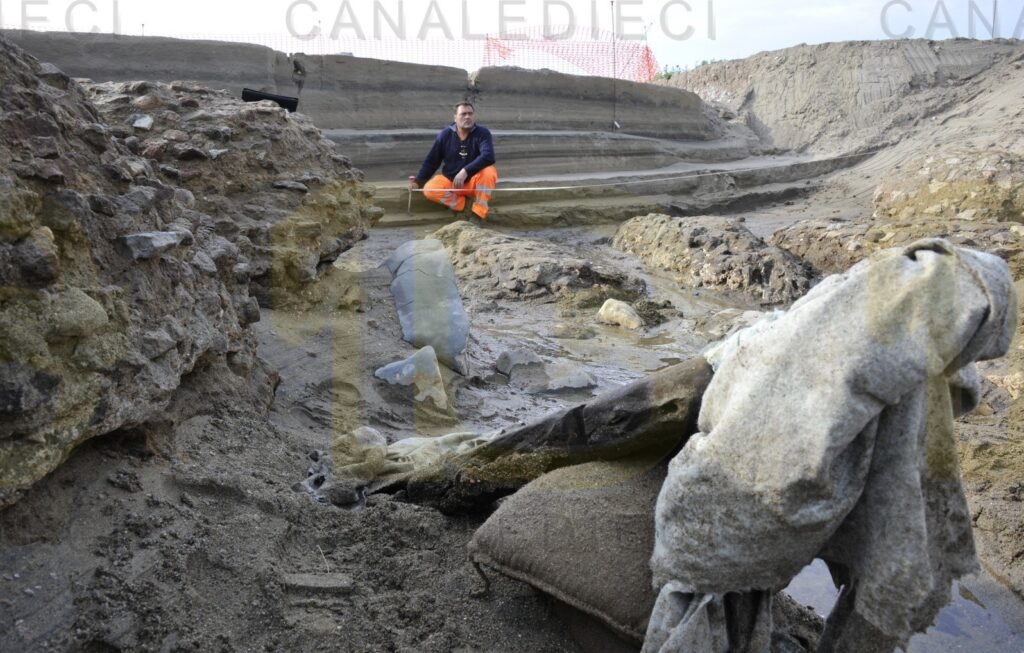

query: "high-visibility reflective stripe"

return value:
[475, 185, 494, 194]
[441, 191, 459, 208]
[474, 199, 490, 208]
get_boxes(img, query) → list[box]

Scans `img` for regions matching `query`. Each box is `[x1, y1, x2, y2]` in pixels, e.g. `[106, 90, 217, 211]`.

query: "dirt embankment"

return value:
[0, 38, 278, 508]
[660, 39, 1024, 154]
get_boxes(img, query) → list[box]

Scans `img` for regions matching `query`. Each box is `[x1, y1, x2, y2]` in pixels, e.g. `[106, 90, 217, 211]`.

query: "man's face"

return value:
[454, 105, 475, 130]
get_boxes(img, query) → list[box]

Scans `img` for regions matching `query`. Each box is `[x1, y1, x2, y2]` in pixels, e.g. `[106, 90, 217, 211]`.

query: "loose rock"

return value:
[597, 298, 643, 329]
[374, 346, 449, 409]
[131, 114, 154, 131]
[118, 230, 192, 261]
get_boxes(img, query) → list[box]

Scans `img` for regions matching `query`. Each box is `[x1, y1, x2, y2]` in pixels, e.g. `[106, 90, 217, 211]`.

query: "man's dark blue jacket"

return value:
[415, 124, 496, 185]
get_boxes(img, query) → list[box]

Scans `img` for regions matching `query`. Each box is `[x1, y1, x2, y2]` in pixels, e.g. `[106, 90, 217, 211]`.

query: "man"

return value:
[409, 101, 498, 220]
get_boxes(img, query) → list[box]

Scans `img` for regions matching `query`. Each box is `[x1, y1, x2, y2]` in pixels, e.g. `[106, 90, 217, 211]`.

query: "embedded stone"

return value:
[163, 129, 189, 142]
[141, 329, 177, 359]
[0, 364, 60, 439]
[13, 227, 59, 286]
[132, 94, 162, 111]
[46, 288, 108, 338]
[273, 180, 309, 193]
[131, 114, 154, 131]
[118, 230, 192, 261]
[172, 144, 208, 160]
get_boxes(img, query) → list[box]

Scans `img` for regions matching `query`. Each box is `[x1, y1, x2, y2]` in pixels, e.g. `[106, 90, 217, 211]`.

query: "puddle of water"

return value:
[656, 357, 685, 370]
[785, 559, 1024, 652]
[473, 302, 707, 379]
[639, 333, 678, 346]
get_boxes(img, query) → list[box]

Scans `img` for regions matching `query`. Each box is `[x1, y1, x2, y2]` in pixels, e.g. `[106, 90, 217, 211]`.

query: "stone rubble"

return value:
[612, 213, 814, 306]
[432, 220, 644, 301]
[872, 149, 1024, 224]
[0, 39, 275, 505]
[81, 78, 384, 306]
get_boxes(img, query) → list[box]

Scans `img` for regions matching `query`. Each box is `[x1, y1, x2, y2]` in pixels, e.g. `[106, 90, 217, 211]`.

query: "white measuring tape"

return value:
[406, 148, 882, 194]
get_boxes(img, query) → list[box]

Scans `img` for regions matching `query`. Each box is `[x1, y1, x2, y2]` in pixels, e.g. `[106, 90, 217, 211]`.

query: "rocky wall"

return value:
[79, 78, 383, 306]
[0, 34, 380, 506]
[0, 36, 268, 506]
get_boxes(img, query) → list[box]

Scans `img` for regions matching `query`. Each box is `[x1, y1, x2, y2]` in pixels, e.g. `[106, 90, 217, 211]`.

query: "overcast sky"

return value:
[4, 0, 1022, 69]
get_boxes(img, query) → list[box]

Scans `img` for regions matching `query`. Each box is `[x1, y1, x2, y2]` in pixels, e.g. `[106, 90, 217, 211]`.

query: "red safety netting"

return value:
[479, 26, 659, 82]
[5, 24, 658, 82]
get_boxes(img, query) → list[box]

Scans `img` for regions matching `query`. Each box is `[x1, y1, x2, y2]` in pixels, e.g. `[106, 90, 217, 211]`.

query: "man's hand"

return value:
[453, 169, 468, 190]
[408, 176, 419, 190]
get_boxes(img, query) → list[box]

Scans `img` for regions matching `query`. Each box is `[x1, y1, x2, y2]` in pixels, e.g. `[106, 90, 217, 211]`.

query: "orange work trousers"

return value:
[423, 165, 498, 219]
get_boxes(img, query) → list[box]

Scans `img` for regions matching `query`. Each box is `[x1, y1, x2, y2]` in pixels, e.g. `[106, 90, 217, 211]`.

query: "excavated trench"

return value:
[3, 31, 1024, 653]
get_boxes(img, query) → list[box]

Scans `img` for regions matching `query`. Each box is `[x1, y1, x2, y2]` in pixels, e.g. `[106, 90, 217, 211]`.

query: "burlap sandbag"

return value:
[468, 457, 824, 650]
[469, 457, 668, 644]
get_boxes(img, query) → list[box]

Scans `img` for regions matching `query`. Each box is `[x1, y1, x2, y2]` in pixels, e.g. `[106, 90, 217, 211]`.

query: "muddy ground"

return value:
[4, 190, 1024, 651]
[4, 35, 1024, 653]
[0, 215, 728, 652]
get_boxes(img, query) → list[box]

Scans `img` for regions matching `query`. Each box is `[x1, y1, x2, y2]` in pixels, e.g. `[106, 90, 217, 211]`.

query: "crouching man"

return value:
[409, 101, 497, 220]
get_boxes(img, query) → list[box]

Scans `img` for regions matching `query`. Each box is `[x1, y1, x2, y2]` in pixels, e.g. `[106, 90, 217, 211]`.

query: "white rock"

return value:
[597, 298, 643, 330]
[374, 346, 448, 409]
[132, 115, 154, 131]
[495, 349, 543, 376]
[539, 361, 597, 393]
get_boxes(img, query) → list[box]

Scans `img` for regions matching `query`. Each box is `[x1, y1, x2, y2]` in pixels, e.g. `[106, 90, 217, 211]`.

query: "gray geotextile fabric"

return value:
[384, 239, 469, 373]
[643, 588, 773, 653]
[402, 357, 713, 514]
[648, 239, 1017, 650]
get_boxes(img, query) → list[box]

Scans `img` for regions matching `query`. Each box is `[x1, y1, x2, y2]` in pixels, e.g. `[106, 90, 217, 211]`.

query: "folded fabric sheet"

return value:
[384, 239, 470, 373]
[646, 239, 1017, 652]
